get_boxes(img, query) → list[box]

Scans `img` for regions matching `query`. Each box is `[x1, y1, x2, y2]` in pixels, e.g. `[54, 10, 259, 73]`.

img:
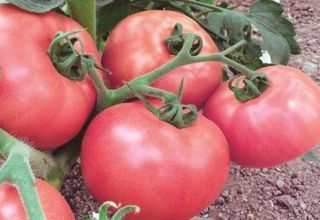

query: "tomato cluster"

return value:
[0, 4, 319, 220]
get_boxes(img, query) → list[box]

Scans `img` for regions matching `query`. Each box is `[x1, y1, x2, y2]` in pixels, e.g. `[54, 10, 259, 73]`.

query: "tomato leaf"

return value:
[68, 0, 96, 41]
[207, 11, 251, 43]
[301, 150, 320, 163]
[96, 0, 132, 37]
[198, 0, 215, 4]
[207, 0, 300, 64]
[247, 0, 300, 63]
[6, 0, 64, 12]
[156, 0, 299, 69]
[96, 0, 114, 7]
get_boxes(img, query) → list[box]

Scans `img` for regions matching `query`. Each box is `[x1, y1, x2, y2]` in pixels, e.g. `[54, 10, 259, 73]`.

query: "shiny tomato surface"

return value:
[102, 10, 222, 108]
[81, 102, 229, 220]
[204, 65, 320, 167]
[0, 5, 99, 150]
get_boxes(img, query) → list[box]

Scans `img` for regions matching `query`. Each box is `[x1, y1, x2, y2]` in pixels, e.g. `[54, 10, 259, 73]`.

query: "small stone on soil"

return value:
[276, 179, 285, 189]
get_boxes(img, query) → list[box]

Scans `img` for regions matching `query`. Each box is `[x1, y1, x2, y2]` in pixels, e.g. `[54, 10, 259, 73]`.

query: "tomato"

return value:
[0, 179, 74, 220]
[101, 10, 222, 108]
[81, 102, 229, 220]
[0, 5, 99, 150]
[203, 65, 320, 167]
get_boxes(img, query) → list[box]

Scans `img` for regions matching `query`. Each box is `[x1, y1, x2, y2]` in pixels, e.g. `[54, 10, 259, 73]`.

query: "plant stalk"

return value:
[97, 35, 250, 109]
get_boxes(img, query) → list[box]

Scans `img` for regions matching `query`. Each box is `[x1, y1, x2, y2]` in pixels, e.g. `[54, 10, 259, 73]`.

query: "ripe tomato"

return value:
[81, 102, 229, 220]
[0, 179, 74, 220]
[0, 5, 99, 150]
[101, 10, 222, 108]
[203, 65, 320, 167]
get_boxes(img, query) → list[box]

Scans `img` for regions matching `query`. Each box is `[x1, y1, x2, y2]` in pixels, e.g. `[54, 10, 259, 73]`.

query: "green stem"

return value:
[0, 129, 58, 180]
[213, 55, 257, 78]
[93, 34, 199, 110]
[0, 128, 79, 189]
[102, 35, 249, 108]
[99, 83, 179, 110]
[86, 64, 112, 112]
[0, 151, 46, 220]
[192, 53, 256, 78]
[134, 34, 197, 84]
[0, 128, 83, 218]
[165, 1, 227, 41]
[153, 0, 229, 12]
[137, 85, 178, 103]
[47, 132, 84, 189]
[221, 39, 247, 56]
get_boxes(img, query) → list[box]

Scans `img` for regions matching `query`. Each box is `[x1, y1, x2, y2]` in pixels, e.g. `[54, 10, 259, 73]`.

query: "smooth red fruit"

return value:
[0, 179, 74, 220]
[81, 102, 229, 220]
[204, 65, 320, 167]
[0, 5, 99, 150]
[102, 10, 222, 108]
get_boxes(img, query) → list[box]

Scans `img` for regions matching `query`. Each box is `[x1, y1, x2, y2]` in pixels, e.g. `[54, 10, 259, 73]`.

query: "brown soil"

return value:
[61, 0, 320, 219]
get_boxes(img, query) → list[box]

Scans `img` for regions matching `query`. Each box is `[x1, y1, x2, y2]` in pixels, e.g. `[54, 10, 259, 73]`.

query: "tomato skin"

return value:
[81, 102, 229, 220]
[203, 65, 320, 168]
[0, 179, 74, 220]
[0, 5, 99, 150]
[101, 10, 222, 108]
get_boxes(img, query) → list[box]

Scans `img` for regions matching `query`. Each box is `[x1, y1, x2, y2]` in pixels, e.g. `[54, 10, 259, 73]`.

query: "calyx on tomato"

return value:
[228, 71, 269, 102]
[0, 5, 99, 150]
[204, 65, 320, 167]
[101, 10, 223, 109]
[127, 79, 198, 128]
[165, 23, 203, 56]
[48, 31, 109, 81]
[81, 101, 230, 220]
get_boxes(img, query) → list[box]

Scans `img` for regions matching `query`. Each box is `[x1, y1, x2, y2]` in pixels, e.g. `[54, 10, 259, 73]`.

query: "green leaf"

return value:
[68, 0, 96, 41]
[207, 0, 300, 64]
[198, 0, 214, 4]
[6, 0, 64, 12]
[249, 0, 300, 55]
[96, 0, 132, 37]
[248, 0, 300, 63]
[207, 11, 251, 43]
[96, 0, 113, 7]
[301, 150, 320, 163]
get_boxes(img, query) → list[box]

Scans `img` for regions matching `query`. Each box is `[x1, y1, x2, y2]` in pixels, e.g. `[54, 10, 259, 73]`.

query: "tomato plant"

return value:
[203, 65, 320, 167]
[0, 5, 99, 150]
[0, 1, 313, 219]
[81, 102, 229, 220]
[101, 10, 222, 108]
[0, 179, 74, 220]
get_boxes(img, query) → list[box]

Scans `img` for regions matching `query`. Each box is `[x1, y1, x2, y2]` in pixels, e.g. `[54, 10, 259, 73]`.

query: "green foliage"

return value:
[5, 0, 300, 68]
[198, 0, 215, 4]
[207, 0, 300, 65]
[248, 0, 300, 63]
[6, 0, 64, 12]
[156, 0, 300, 69]
[0, 152, 46, 220]
[96, 0, 132, 40]
[68, 0, 96, 41]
